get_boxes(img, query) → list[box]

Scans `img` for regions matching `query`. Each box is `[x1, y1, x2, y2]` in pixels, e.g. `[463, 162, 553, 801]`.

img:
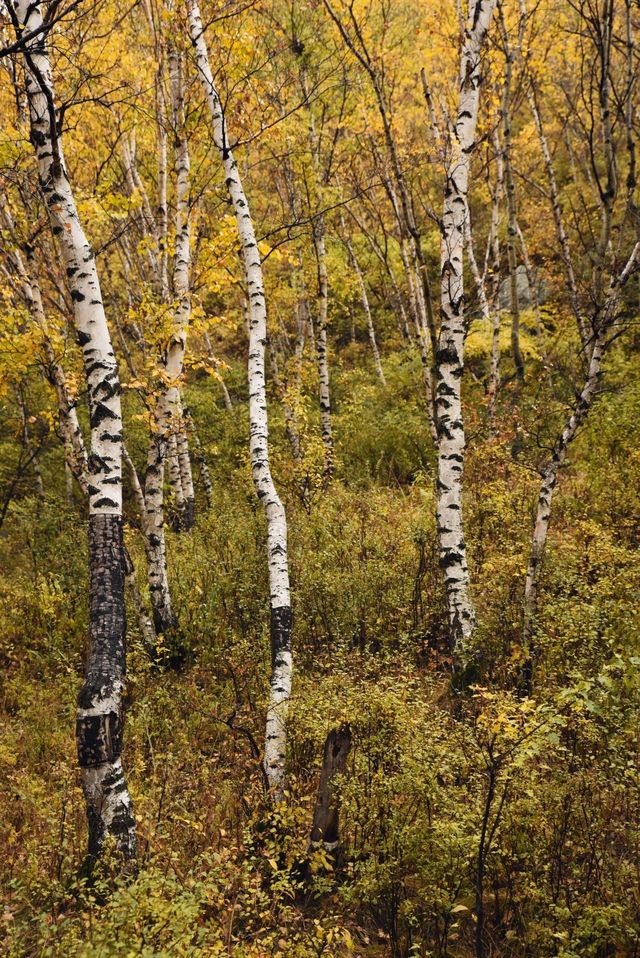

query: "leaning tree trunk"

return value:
[16, 0, 136, 861]
[523, 241, 640, 656]
[435, 0, 496, 658]
[522, 337, 604, 678]
[188, 0, 293, 799]
[16, 385, 45, 501]
[0, 197, 90, 489]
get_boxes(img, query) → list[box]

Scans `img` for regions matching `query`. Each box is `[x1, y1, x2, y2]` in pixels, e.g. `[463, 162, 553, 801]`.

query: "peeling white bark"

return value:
[142, 41, 193, 623]
[498, 5, 525, 381]
[436, 0, 496, 656]
[15, 0, 136, 860]
[487, 127, 504, 416]
[523, 242, 640, 648]
[312, 217, 334, 478]
[188, 0, 292, 798]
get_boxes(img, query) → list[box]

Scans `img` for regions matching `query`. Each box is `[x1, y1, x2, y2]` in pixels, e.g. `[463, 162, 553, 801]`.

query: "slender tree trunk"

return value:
[526, 81, 588, 349]
[176, 423, 195, 530]
[308, 725, 352, 854]
[499, 8, 525, 382]
[487, 128, 504, 418]
[17, 386, 45, 501]
[16, 0, 136, 860]
[203, 330, 234, 410]
[188, 0, 293, 798]
[301, 70, 334, 480]
[436, 0, 496, 657]
[269, 339, 302, 462]
[324, 16, 437, 429]
[523, 241, 640, 658]
[342, 224, 385, 384]
[141, 41, 192, 620]
[312, 217, 334, 480]
[169, 46, 195, 532]
[123, 543, 157, 652]
[65, 461, 74, 505]
[183, 406, 213, 508]
[167, 432, 186, 531]
[516, 221, 553, 384]
[143, 438, 176, 634]
[0, 201, 90, 491]
[523, 339, 603, 651]
[350, 206, 414, 344]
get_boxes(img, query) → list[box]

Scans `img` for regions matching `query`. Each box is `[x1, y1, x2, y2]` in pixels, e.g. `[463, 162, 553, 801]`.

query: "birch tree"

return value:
[14, 0, 136, 860]
[521, 0, 640, 670]
[187, 0, 293, 797]
[435, 0, 496, 657]
[142, 32, 194, 633]
[497, 1, 525, 381]
[340, 215, 386, 384]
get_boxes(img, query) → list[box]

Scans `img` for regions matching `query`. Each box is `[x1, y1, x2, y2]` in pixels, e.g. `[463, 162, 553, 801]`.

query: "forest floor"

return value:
[1, 347, 639, 957]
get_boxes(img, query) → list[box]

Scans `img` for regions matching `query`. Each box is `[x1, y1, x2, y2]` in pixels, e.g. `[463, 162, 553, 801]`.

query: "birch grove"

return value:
[2, 1, 640, 947]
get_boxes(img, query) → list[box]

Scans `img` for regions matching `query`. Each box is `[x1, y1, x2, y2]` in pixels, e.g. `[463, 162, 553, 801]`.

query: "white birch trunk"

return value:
[523, 242, 640, 651]
[436, 0, 496, 656]
[188, 0, 293, 798]
[16, 0, 136, 860]
[142, 41, 193, 622]
[526, 82, 588, 349]
[523, 338, 603, 648]
[498, 9, 525, 381]
[343, 231, 386, 384]
[143, 437, 176, 633]
[312, 217, 334, 479]
[166, 432, 186, 529]
[184, 406, 213, 508]
[176, 423, 195, 529]
[487, 128, 504, 417]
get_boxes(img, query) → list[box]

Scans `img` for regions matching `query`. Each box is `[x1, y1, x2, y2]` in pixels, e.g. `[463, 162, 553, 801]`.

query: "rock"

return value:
[499, 264, 548, 309]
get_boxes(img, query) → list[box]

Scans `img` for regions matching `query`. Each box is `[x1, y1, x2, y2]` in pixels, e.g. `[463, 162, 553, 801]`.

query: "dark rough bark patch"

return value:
[152, 602, 178, 637]
[183, 497, 196, 530]
[309, 724, 352, 848]
[76, 711, 122, 766]
[270, 605, 292, 668]
[301, 724, 353, 884]
[77, 514, 136, 862]
[90, 402, 118, 428]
